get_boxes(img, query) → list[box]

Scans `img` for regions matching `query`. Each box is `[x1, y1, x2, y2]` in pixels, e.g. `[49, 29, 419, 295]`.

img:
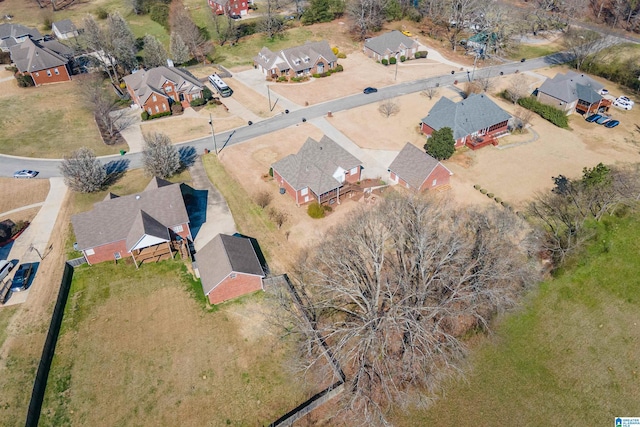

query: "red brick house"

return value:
[272, 136, 362, 206]
[196, 234, 265, 305]
[421, 94, 511, 151]
[388, 143, 453, 191]
[254, 41, 338, 81]
[71, 177, 193, 267]
[208, 0, 249, 16]
[9, 37, 72, 86]
[123, 66, 204, 114]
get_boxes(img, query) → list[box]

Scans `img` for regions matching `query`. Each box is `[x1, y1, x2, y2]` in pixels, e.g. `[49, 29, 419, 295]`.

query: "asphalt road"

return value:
[0, 51, 574, 179]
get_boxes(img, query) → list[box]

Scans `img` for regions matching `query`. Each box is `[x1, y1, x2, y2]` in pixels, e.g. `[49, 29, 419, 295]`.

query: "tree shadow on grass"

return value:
[103, 158, 130, 187]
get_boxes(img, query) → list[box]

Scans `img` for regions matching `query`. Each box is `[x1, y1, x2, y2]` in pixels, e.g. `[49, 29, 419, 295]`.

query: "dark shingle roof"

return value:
[123, 66, 202, 106]
[196, 234, 265, 296]
[52, 19, 77, 35]
[254, 40, 337, 73]
[272, 135, 362, 196]
[421, 94, 511, 141]
[364, 30, 418, 56]
[9, 38, 68, 73]
[71, 180, 189, 251]
[388, 143, 451, 189]
[125, 210, 171, 251]
[0, 23, 42, 51]
[537, 71, 603, 104]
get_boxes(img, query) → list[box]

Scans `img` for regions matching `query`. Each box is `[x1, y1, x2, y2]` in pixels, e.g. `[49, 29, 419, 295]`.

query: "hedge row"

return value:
[141, 111, 171, 121]
[517, 96, 569, 128]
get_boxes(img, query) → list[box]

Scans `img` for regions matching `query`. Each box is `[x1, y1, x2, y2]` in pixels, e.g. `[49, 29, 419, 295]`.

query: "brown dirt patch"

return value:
[0, 178, 50, 214]
[141, 106, 245, 141]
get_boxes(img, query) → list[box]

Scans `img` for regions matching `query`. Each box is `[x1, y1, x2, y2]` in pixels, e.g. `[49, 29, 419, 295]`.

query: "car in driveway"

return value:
[613, 99, 633, 110]
[402, 30, 413, 37]
[617, 95, 634, 105]
[363, 87, 378, 94]
[230, 14, 241, 19]
[595, 115, 610, 125]
[0, 260, 15, 282]
[585, 114, 601, 123]
[10, 263, 33, 292]
[13, 170, 39, 179]
[604, 120, 620, 128]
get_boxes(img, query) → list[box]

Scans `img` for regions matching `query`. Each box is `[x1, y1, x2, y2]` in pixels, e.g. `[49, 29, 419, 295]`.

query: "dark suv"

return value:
[11, 263, 33, 292]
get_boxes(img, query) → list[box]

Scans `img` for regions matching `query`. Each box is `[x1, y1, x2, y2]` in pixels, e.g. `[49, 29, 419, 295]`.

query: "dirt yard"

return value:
[0, 178, 50, 215]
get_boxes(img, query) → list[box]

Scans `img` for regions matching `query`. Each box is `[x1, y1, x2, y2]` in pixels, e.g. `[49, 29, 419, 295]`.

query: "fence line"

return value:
[25, 262, 75, 427]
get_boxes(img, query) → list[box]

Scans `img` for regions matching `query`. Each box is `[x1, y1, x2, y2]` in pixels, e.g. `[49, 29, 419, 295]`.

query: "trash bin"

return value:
[120, 149, 126, 156]
[279, 187, 286, 195]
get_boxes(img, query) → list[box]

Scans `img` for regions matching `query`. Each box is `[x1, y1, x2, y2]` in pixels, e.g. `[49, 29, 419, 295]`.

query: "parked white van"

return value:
[0, 260, 15, 282]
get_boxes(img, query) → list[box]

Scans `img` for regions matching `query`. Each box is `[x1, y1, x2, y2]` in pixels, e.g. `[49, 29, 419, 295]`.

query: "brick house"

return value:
[254, 40, 338, 80]
[363, 30, 420, 62]
[421, 94, 511, 151]
[52, 19, 79, 40]
[272, 136, 363, 206]
[208, 0, 249, 16]
[0, 23, 42, 52]
[71, 177, 193, 267]
[9, 37, 73, 86]
[388, 143, 453, 191]
[196, 234, 265, 305]
[123, 66, 204, 114]
[536, 71, 611, 115]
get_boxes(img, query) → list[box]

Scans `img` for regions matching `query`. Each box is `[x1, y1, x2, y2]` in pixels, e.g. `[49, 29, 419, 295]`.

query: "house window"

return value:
[85, 248, 95, 256]
[114, 252, 122, 260]
[432, 179, 437, 187]
[155, 105, 159, 113]
[301, 187, 308, 196]
[173, 224, 184, 233]
[162, 103, 166, 111]
[152, 94, 157, 102]
[147, 108, 152, 115]
[35, 72, 39, 77]
[54, 68, 59, 75]
[166, 86, 172, 92]
[47, 70, 52, 77]
[192, 93, 200, 100]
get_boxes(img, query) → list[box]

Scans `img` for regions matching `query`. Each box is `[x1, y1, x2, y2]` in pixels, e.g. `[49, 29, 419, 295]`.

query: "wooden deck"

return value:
[465, 135, 498, 151]
[132, 243, 172, 266]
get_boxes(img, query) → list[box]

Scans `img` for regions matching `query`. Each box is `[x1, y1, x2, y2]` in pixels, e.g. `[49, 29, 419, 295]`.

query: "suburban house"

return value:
[9, 37, 73, 86]
[272, 135, 363, 206]
[363, 30, 420, 62]
[0, 23, 42, 52]
[421, 93, 511, 150]
[52, 19, 79, 40]
[254, 40, 338, 80]
[196, 234, 265, 305]
[388, 143, 453, 191]
[536, 71, 611, 115]
[71, 177, 193, 267]
[123, 66, 204, 114]
[207, 0, 249, 16]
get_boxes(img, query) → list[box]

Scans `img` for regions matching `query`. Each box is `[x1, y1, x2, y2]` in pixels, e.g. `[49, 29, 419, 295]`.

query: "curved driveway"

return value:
[0, 52, 575, 178]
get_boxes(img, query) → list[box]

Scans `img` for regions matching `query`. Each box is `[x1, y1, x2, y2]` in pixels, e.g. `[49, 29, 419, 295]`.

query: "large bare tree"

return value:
[142, 132, 181, 178]
[285, 195, 539, 424]
[348, 0, 388, 39]
[59, 147, 107, 193]
[170, 0, 212, 63]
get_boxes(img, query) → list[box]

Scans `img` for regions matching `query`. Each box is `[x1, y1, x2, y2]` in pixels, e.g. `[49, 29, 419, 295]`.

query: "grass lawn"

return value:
[40, 259, 309, 426]
[507, 42, 564, 60]
[393, 215, 640, 425]
[0, 306, 19, 349]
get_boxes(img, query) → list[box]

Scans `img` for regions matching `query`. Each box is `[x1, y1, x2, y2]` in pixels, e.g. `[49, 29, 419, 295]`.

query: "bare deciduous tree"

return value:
[259, 0, 286, 38]
[83, 75, 134, 139]
[169, 32, 191, 64]
[171, 1, 212, 63]
[142, 132, 181, 178]
[143, 34, 168, 68]
[255, 190, 273, 208]
[268, 207, 288, 229]
[285, 196, 538, 424]
[60, 147, 107, 193]
[421, 86, 439, 100]
[348, 0, 388, 39]
[378, 98, 400, 117]
[506, 74, 530, 104]
[562, 27, 608, 70]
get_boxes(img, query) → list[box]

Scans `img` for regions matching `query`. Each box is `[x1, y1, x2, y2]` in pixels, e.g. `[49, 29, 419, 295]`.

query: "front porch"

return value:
[318, 183, 363, 206]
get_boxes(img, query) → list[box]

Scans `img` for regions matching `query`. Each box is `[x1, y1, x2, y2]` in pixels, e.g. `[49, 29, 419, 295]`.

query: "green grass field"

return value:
[508, 41, 564, 60]
[393, 215, 640, 425]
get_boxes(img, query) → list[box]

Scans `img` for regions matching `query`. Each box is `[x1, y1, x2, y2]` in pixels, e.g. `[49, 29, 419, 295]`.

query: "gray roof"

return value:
[0, 23, 42, 50]
[123, 66, 203, 105]
[364, 30, 418, 56]
[254, 40, 337, 73]
[537, 71, 603, 104]
[71, 179, 189, 252]
[9, 37, 69, 73]
[196, 234, 265, 296]
[52, 19, 77, 35]
[125, 210, 171, 251]
[272, 135, 362, 196]
[388, 143, 451, 189]
[421, 94, 511, 141]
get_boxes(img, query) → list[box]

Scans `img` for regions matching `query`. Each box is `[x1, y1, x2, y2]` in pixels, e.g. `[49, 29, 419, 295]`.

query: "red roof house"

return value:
[196, 234, 265, 304]
[208, 0, 249, 16]
[388, 143, 453, 191]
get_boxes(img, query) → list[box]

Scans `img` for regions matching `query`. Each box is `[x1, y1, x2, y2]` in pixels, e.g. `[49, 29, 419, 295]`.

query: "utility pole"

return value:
[394, 52, 399, 81]
[209, 113, 218, 155]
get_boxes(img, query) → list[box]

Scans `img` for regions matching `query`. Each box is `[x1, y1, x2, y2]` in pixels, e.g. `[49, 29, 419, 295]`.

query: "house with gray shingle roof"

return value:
[254, 40, 338, 80]
[388, 143, 453, 191]
[71, 177, 193, 267]
[52, 19, 79, 40]
[536, 71, 610, 115]
[363, 30, 420, 62]
[0, 23, 42, 52]
[420, 93, 511, 150]
[9, 37, 72, 86]
[272, 136, 363, 206]
[123, 66, 203, 115]
[195, 234, 265, 304]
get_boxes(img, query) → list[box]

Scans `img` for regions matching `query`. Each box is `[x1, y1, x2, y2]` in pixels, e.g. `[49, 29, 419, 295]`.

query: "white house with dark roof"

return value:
[123, 66, 203, 115]
[363, 30, 420, 62]
[536, 71, 611, 115]
[71, 177, 193, 267]
[195, 234, 265, 304]
[388, 143, 453, 191]
[253, 40, 338, 80]
[272, 136, 363, 206]
[0, 23, 42, 52]
[420, 94, 511, 151]
[52, 19, 79, 40]
[9, 38, 72, 86]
